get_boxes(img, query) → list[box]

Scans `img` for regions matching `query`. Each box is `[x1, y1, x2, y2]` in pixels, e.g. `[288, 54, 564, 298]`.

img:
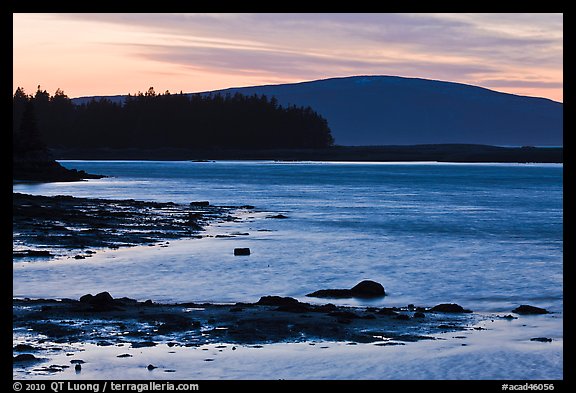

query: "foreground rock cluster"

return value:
[13, 289, 553, 373]
[13, 291, 477, 354]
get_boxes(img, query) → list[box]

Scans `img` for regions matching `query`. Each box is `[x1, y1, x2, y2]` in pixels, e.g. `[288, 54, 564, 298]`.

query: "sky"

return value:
[13, 13, 563, 102]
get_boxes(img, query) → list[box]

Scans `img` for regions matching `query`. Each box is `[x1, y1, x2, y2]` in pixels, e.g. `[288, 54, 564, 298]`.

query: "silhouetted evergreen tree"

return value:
[13, 87, 29, 135]
[13, 86, 334, 151]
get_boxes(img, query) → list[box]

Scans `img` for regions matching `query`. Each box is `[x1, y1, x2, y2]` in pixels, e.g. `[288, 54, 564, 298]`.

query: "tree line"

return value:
[13, 86, 334, 151]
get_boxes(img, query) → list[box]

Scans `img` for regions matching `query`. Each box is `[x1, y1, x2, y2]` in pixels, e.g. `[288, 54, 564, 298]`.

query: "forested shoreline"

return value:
[13, 87, 335, 150]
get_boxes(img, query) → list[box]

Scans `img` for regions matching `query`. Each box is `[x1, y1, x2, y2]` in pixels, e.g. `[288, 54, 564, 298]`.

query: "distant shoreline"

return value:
[51, 144, 563, 163]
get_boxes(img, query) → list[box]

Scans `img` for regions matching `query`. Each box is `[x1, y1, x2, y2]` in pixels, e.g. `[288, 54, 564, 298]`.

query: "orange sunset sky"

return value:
[13, 13, 563, 102]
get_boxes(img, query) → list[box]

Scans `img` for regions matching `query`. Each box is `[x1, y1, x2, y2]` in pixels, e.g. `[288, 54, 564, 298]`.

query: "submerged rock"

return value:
[306, 280, 386, 299]
[512, 305, 549, 315]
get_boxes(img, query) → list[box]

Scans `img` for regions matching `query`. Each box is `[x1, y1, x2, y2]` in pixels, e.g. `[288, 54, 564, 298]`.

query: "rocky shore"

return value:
[14, 291, 553, 376]
[13, 292, 478, 348]
[13, 192, 244, 260]
[13, 291, 483, 373]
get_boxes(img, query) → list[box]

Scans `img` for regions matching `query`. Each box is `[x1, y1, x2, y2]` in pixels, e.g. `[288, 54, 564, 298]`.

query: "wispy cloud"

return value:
[14, 13, 563, 100]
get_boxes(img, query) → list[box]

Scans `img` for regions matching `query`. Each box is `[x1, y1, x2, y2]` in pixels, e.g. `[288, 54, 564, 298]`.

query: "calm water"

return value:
[13, 161, 563, 314]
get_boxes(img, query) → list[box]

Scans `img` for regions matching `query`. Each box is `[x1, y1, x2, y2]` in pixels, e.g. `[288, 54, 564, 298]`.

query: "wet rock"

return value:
[13, 250, 52, 258]
[377, 308, 399, 316]
[132, 341, 158, 348]
[14, 344, 37, 352]
[35, 365, 69, 373]
[276, 303, 311, 313]
[350, 280, 386, 298]
[430, 303, 472, 313]
[190, 201, 210, 207]
[184, 220, 202, 230]
[117, 353, 133, 358]
[306, 288, 352, 298]
[256, 296, 299, 306]
[147, 364, 157, 370]
[395, 314, 411, 321]
[267, 214, 289, 219]
[234, 248, 251, 256]
[413, 312, 426, 318]
[329, 311, 360, 319]
[157, 319, 201, 333]
[80, 292, 119, 311]
[80, 291, 113, 304]
[306, 280, 385, 299]
[75, 364, 82, 372]
[314, 303, 338, 313]
[512, 305, 549, 315]
[13, 354, 39, 362]
[530, 337, 553, 342]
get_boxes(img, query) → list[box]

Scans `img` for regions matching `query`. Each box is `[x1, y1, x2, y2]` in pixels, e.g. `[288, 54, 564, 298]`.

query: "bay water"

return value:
[12, 160, 563, 379]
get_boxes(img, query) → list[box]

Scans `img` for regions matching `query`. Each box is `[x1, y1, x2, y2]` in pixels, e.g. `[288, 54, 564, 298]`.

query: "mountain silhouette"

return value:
[73, 75, 563, 146]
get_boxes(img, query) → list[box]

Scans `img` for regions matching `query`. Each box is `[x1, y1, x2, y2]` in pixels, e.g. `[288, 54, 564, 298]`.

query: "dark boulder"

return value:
[13, 353, 39, 362]
[256, 296, 299, 306]
[80, 291, 114, 305]
[512, 305, 549, 315]
[79, 292, 120, 311]
[306, 280, 386, 299]
[430, 303, 472, 313]
[350, 280, 386, 298]
[234, 248, 251, 256]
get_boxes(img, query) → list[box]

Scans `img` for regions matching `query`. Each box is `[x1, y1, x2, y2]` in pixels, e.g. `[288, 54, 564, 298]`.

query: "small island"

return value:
[13, 97, 103, 182]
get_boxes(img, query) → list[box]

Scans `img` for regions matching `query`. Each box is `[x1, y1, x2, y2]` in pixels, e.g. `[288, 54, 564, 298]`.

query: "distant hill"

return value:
[73, 75, 563, 146]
